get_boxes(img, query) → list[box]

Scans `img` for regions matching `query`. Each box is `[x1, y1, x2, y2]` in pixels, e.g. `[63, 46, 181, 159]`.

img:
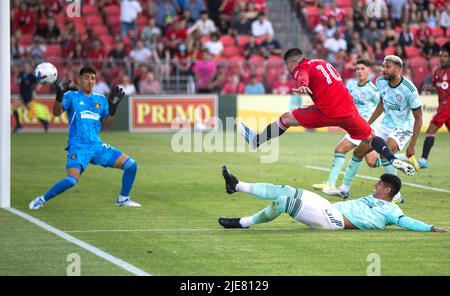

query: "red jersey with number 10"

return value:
[290, 58, 357, 118]
[432, 66, 450, 104]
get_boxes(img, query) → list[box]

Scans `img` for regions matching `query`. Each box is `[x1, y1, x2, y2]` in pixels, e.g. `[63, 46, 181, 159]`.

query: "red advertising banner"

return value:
[10, 95, 68, 131]
[129, 95, 218, 132]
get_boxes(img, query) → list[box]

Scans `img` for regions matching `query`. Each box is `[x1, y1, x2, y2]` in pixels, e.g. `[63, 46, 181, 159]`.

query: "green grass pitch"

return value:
[2, 131, 449, 275]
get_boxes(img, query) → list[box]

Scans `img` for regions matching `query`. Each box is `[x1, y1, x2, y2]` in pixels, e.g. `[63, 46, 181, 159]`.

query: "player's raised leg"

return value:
[112, 154, 141, 207]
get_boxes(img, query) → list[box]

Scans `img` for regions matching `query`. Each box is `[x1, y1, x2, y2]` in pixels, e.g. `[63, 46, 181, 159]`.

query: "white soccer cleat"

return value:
[392, 192, 405, 205]
[312, 182, 335, 190]
[322, 187, 350, 199]
[29, 196, 45, 210]
[392, 159, 416, 176]
[240, 122, 258, 150]
[116, 197, 141, 207]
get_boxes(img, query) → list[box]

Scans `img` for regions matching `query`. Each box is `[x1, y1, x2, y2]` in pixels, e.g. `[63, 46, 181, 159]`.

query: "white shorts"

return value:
[291, 190, 345, 230]
[344, 133, 361, 146]
[372, 122, 413, 151]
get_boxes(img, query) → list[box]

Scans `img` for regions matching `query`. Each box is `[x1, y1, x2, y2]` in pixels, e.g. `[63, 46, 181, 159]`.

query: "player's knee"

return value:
[65, 176, 78, 188]
[123, 158, 138, 173]
[273, 196, 288, 214]
[280, 112, 294, 127]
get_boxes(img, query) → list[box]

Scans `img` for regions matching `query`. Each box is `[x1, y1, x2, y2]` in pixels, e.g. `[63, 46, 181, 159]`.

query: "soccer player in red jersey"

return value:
[418, 42, 450, 169]
[241, 48, 415, 176]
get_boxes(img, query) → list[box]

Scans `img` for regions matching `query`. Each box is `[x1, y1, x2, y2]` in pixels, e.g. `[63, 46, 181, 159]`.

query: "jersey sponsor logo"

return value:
[71, 153, 77, 159]
[95, 103, 101, 109]
[324, 209, 343, 227]
[80, 110, 100, 121]
[385, 102, 401, 111]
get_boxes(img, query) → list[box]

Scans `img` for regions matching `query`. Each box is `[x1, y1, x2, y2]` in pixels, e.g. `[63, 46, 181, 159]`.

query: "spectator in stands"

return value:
[373, 41, 385, 64]
[271, 73, 293, 95]
[164, 18, 188, 54]
[192, 51, 217, 93]
[129, 40, 153, 65]
[139, 71, 162, 94]
[120, 0, 143, 36]
[11, 33, 25, 60]
[220, 0, 237, 17]
[46, 0, 63, 15]
[251, 12, 274, 37]
[343, 20, 354, 53]
[118, 74, 137, 96]
[173, 42, 193, 75]
[387, 0, 408, 26]
[133, 64, 150, 91]
[325, 17, 338, 38]
[313, 16, 327, 38]
[324, 32, 347, 63]
[93, 74, 111, 96]
[327, 1, 344, 25]
[29, 36, 46, 64]
[87, 40, 106, 70]
[398, 23, 414, 47]
[424, 2, 440, 28]
[187, 10, 217, 36]
[244, 74, 265, 94]
[415, 20, 432, 48]
[383, 20, 398, 48]
[156, 0, 179, 29]
[422, 35, 441, 59]
[141, 16, 162, 46]
[13, 2, 36, 35]
[440, 3, 450, 34]
[36, 18, 61, 43]
[406, 1, 421, 25]
[394, 44, 407, 59]
[259, 34, 282, 57]
[243, 35, 260, 59]
[184, 0, 206, 21]
[155, 41, 172, 81]
[204, 32, 224, 56]
[352, 0, 368, 33]
[218, 12, 232, 35]
[181, 8, 196, 29]
[108, 40, 127, 66]
[35, 2, 49, 32]
[362, 20, 382, 48]
[231, 10, 252, 36]
[221, 74, 245, 94]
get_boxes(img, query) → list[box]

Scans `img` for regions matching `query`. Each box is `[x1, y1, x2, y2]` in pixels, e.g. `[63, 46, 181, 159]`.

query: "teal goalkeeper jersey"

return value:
[346, 80, 379, 121]
[332, 195, 433, 231]
[376, 76, 421, 131]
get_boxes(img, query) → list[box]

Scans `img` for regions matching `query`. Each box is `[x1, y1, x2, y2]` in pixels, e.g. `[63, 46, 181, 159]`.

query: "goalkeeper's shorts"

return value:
[65, 143, 123, 173]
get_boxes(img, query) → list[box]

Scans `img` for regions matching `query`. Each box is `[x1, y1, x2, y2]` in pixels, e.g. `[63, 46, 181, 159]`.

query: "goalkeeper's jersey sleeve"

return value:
[62, 90, 109, 148]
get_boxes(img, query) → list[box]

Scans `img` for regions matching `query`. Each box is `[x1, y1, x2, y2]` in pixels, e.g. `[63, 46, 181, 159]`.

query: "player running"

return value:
[312, 59, 380, 191]
[324, 55, 423, 203]
[29, 66, 141, 209]
[240, 48, 415, 176]
[218, 166, 447, 232]
[418, 42, 450, 169]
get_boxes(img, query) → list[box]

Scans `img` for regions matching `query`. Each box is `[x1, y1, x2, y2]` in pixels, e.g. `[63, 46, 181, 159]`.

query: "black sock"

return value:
[13, 111, 21, 128]
[421, 136, 435, 160]
[370, 136, 396, 162]
[39, 119, 49, 132]
[256, 120, 287, 147]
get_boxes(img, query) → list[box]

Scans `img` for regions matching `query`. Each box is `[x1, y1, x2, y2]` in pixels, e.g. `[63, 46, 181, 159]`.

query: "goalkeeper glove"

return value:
[108, 86, 125, 116]
[53, 75, 71, 103]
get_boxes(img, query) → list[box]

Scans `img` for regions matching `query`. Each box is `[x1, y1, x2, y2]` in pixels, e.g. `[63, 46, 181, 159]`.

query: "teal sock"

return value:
[342, 155, 363, 186]
[395, 153, 408, 161]
[249, 183, 297, 200]
[327, 152, 346, 186]
[382, 159, 397, 175]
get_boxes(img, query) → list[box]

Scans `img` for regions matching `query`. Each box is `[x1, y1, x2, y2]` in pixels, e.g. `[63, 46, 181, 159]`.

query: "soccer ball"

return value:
[34, 62, 58, 85]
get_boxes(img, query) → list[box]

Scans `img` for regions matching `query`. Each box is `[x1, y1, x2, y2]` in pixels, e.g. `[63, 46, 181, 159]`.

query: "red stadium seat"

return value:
[104, 5, 121, 16]
[336, 0, 352, 7]
[86, 15, 103, 26]
[222, 46, 241, 57]
[137, 15, 148, 27]
[436, 37, 448, 47]
[248, 55, 265, 67]
[99, 34, 114, 47]
[82, 5, 98, 16]
[405, 46, 421, 58]
[220, 36, 235, 47]
[19, 34, 33, 47]
[107, 14, 121, 26]
[304, 6, 318, 17]
[384, 47, 396, 56]
[237, 35, 250, 47]
[255, 35, 267, 45]
[430, 27, 444, 37]
[45, 44, 62, 57]
[409, 57, 431, 87]
[429, 56, 440, 71]
[92, 26, 109, 36]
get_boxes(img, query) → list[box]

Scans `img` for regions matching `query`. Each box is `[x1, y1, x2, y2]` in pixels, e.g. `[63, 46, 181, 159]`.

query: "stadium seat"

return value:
[86, 15, 103, 26]
[222, 46, 241, 57]
[82, 5, 98, 16]
[92, 26, 109, 36]
[107, 14, 121, 27]
[409, 57, 431, 87]
[430, 27, 444, 37]
[45, 44, 62, 57]
[405, 46, 421, 58]
[227, 55, 245, 75]
[104, 5, 121, 16]
[436, 37, 448, 47]
[304, 6, 318, 17]
[137, 15, 148, 27]
[384, 47, 396, 56]
[429, 56, 440, 71]
[336, 0, 351, 7]
[256, 35, 267, 45]
[19, 34, 33, 47]
[248, 55, 265, 67]
[220, 36, 236, 47]
[237, 35, 250, 47]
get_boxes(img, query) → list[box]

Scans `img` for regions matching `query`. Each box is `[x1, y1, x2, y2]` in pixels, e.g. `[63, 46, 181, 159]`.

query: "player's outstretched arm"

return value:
[397, 215, 447, 232]
[103, 86, 125, 129]
[52, 75, 71, 117]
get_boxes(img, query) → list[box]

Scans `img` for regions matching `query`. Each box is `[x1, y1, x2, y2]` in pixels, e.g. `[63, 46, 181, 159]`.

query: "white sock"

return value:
[118, 195, 129, 202]
[239, 216, 254, 228]
[340, 184, 350, 193]
[393, 192, 402, 199]
[395, 153, 408, 161]
[419, 157, 427, 164]
[235, 181, 251, 193]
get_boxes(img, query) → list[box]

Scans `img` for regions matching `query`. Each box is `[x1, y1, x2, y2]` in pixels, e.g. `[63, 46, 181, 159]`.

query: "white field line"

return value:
[304, 165, 450, 194]
[6, 208, 151, 276]
[64, 227, 302, 233]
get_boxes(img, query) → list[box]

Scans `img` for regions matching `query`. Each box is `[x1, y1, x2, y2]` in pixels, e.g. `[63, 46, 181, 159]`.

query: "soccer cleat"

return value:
[392, 194, 405, 205]
[218, 217, 248, 229]
[391, 159, 416, 176]
[418, 159, 428, 169]
[116, 198, 141, 207]
[407, 155, 421, 171]
[312, 182, 335, 190]
[322, 187, 350, 199]
[222, 165, 239, 194]
[240, 122, 258, 149]
[29, 196, 45, 210]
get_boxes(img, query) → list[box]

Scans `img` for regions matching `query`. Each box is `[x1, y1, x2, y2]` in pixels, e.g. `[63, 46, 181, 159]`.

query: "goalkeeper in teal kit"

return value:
[29, 66, 141, 209]
[219, 166, 447, 232]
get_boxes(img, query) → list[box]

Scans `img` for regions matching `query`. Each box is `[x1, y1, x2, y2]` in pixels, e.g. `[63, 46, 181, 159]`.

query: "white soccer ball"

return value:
[35, 62, 58, 85]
